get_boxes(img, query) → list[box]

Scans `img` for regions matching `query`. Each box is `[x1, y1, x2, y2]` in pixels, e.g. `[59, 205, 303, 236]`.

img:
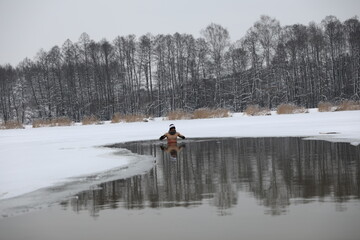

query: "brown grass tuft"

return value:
[122, 114, 146, 123]
[0, 120, 24, 130]
[212, 108, 230, 118]
[167, 110, 192, 120]
[192, 108, 230, 119]
[82, 116, 101, 125]
[33, 117, 73, 128]
[318, 102, 334, 112]
[111, 113, 123, 123]
[111, 113, 147, 123]
[166, 108, 230, 120]
[244, 105, 271, 116]
[277, 104, 308, 114]
[32, 119, 50, 128]
[336, 100, 360, 111]
[53, 117, 73, 126]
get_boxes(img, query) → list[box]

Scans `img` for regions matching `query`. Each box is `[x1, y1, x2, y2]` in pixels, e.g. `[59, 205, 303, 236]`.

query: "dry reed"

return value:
[122, 114, 146, 122]
[0, 120, 24, 130]
[82, 116, 101, 125]
[244, 105, 271, 116]
[111, 113, 122, 123]
[192, 108, 230, 119]
[33, 119, 49, 128]
[318, 102, 334, 112]
[336, 100, 360, 111]
[111, 113, 146, 123]
[167, 110, 192, 120]
[276, 104, 308, 114]
[33, 117, 73, 128]
[53, 117, 73, 126]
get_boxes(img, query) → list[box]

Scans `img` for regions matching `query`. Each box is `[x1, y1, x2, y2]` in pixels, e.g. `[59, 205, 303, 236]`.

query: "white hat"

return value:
[169, 124, 176, 129]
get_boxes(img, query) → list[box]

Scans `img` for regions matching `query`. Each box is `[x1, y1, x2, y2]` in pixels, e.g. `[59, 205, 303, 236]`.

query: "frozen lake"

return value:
[1, 137, 359, 240]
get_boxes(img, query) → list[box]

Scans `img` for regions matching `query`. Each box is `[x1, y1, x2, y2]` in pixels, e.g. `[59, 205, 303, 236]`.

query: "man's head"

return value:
[169, 124, 176, 135]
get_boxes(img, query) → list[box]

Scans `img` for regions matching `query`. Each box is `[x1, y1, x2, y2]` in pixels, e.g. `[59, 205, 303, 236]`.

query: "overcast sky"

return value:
[0, 0, 359, 66]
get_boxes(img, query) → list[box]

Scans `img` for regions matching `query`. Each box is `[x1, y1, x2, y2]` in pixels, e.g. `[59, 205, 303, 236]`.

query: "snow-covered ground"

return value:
[0, 109, 360, 216]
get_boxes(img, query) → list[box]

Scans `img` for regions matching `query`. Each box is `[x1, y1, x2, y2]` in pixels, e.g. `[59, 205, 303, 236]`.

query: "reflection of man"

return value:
[160, 143, 185, 161]
[159, 124, 185, 144]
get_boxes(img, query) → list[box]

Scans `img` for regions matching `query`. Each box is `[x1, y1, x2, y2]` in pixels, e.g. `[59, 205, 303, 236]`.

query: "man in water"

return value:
[159, 124, 185, 143]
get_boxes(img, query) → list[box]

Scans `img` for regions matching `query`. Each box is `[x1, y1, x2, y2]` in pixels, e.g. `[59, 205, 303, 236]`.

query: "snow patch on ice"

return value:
[0, 148, 155, 218]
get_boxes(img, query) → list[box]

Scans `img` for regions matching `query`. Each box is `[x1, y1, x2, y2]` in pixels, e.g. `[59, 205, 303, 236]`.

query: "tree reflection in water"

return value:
[61, 138, 360, 217]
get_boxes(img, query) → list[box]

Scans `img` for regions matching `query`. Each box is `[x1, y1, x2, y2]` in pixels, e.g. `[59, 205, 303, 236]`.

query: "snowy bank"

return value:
[0, 110, 359, 215]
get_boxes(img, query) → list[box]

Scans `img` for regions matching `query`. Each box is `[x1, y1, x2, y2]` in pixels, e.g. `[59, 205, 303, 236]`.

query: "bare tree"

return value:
[254, 15, 281, 67]
[201, 23, 230, 106]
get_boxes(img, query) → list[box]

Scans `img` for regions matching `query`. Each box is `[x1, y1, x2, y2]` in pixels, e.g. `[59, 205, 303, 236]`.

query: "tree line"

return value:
[0, 15, 359, 123]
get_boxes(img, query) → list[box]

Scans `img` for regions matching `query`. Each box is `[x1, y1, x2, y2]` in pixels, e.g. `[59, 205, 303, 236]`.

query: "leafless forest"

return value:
[0, 15, 359, 123]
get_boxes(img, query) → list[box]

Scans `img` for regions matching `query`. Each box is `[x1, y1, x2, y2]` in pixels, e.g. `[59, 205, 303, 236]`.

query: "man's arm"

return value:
[159, 133, 168, 140]
[177, 132, 185, 139]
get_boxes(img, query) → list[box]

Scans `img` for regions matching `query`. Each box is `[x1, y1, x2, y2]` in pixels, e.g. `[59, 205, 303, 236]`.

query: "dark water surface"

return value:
[1, 137, 360, 240]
